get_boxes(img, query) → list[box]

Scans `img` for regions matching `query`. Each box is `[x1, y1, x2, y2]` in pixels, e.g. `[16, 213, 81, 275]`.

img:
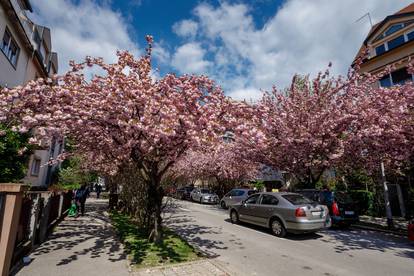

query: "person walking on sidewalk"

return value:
[95, 183, 102, 199]
[75, 184, 89, 216]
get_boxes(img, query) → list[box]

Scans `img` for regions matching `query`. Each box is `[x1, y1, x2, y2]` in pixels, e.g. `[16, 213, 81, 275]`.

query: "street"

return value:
[164, 199, 414, 276]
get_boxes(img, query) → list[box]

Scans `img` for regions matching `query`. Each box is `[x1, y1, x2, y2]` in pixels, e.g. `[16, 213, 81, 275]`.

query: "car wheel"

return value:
[270, 218, 286, 238]
[220, 201, 227, 209]
[230, 210, 239, 224]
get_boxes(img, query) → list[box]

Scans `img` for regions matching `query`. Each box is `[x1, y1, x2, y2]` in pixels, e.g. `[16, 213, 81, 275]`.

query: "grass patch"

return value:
[110, 211, 200, 268]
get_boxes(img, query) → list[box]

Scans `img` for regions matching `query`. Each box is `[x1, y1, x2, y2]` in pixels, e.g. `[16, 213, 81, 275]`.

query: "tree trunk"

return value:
[147, 175, 164, 243]
[396, 183, 406, 218]
[380, 162, 394, 228]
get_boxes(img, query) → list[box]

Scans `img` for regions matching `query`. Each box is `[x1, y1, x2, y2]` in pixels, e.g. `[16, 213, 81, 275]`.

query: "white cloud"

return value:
[171, 42, 211, 74]
[30, 0, 140, 74]
[153, 43, 170, 65]
[227, 87, 263, 103]
[175, 0, 413, 100]
[173, 19, 199, 38]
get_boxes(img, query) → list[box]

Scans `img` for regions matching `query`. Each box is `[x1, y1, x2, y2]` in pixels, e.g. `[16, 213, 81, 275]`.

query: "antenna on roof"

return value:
[356, 12, 373, 28]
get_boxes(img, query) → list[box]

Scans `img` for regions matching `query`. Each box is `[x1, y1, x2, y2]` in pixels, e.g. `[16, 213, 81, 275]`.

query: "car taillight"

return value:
[295, 207, 306, 217]
[332, 202, 340, 216]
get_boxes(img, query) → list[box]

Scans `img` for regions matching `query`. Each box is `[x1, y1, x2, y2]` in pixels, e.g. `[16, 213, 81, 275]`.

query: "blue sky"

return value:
[30, 0, 413, 100]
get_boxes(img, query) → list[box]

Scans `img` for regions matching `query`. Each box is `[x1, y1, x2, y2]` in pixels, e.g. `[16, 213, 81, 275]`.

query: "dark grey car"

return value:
[229, 192, 331, 237]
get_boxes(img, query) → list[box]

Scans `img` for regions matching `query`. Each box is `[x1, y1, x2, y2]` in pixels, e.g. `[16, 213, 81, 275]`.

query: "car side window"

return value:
[235, 190, 244, 196]
[261, 194, 279, 205]
[227, 190, 235, 196]
[245, 194, 260, 204]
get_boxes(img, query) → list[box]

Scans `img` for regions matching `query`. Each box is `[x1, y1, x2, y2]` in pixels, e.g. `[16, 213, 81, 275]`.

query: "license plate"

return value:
[312, 211, 322, 217]
[345, 211, 354, 215]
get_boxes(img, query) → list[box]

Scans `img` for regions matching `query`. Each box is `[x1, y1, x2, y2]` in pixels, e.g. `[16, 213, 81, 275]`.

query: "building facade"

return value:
[355, 3, 414, 87]
[0, 0, 61, 187]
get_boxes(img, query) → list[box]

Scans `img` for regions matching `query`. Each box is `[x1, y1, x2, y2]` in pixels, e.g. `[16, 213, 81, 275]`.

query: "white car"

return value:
[190, 188, 219, 204]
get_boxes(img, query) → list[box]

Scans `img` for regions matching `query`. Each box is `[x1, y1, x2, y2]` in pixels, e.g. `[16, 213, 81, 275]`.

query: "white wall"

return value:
[0, 5, 32, 88]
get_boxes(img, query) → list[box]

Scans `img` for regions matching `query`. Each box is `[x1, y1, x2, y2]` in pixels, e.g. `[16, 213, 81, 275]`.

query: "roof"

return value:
[353, 2, 414, 63]
[22, 0, 33, 12]
[396, 2, 414, 14]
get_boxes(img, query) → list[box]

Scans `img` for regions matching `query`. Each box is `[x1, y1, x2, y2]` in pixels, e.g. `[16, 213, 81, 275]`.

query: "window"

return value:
[379, 67, 412, 87]
[235, 190, 245, 196]
[387, 35, 405, 50]
[334, 192, 353, 204]
[1, 28, 19, 67]
[375, 44, 386, 56]
[408, 30, 414, 41]
[261, 194, 279, 205]
[226, 190, 237, 197]
[31, 159, 41, 176]
[384, 24, 404, 36]
[391, 67, 411, 85]
[379, 75, 392, 87]
[282, 194, 313, 205]
[245, 194, 260, 204]
[200, 189, 210, 194]
[247, 190, 257, 195]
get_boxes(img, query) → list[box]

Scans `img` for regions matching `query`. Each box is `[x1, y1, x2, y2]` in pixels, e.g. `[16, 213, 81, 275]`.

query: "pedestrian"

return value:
[95, 183, 102, 199]
[75, 184, 89, 216]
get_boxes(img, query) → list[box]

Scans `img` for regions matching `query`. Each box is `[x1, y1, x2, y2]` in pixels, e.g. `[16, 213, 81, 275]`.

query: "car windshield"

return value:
[335, 192, 353, 204]
[201, 189, 210, 194]
[282, 194, 314, 205]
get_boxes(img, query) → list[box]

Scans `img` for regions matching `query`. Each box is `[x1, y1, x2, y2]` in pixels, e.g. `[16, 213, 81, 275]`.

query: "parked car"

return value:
[296, 189, 359, 227]
[408, 219, 414, 241]
[190, 188, 219, 204]
[175, 186, 194, 200]
[229, 192, 331, 237]
[220, 188, 256, 209]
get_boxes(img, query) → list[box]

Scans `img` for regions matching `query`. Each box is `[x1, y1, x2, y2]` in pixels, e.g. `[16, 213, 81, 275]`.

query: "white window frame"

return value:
[1, 27, 20, 67]
[31, 159, 41, 176]
[373, 26, 414, 57]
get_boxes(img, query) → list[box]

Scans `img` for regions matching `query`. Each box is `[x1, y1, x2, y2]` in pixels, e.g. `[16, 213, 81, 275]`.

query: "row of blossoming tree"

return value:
[1, 37, 413, 240]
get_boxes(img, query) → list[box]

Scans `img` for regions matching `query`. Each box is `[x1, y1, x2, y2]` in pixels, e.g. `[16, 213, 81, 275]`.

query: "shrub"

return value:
[349, 190, 374, 216]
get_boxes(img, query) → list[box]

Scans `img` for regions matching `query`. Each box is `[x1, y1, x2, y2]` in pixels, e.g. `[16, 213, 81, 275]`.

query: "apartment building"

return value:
[0, 0, 61, 187]
[355, 3, 414, 87]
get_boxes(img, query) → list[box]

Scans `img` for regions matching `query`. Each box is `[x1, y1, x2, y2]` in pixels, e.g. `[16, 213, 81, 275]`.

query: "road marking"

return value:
[179, 207, 191, 212]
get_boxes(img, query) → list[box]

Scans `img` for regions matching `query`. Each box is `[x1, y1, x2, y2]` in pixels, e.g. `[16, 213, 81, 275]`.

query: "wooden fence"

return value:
[0, 184, 72, 276]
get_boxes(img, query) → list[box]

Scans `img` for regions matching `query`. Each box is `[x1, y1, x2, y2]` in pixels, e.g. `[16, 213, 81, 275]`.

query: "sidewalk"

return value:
[355, 215, 409, 236]
[14, 198, 130, 276]
[132, 259, 231, 276]
[13, 197, 233, 276]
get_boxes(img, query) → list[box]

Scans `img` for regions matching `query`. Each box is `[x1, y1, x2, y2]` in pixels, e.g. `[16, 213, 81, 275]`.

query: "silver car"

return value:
[220, 188, 256, 209]
[229, 192, 331, 237]
[190, 188, 219, 204]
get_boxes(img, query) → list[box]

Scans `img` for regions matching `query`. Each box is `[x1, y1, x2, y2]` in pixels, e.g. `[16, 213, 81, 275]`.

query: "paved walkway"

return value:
[14, 197, 232, 276]
[15, 198, 130, 276]
[132, 260, 231, 276]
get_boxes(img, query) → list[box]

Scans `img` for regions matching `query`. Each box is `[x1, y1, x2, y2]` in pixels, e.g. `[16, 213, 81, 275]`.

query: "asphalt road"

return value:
[164, 199, 414, 276]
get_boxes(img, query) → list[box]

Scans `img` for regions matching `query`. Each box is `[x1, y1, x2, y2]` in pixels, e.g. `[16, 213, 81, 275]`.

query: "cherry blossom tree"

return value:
[258, 64, 414, 188]
[172, 141, 261, 196]
[0, 36, 249, 241]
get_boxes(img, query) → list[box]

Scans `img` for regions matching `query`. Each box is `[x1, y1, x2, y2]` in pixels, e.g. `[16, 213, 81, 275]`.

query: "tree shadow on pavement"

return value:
[319, 228, 414, 259]
[26, 200, 127, 266]
[164, 214, 229, 258]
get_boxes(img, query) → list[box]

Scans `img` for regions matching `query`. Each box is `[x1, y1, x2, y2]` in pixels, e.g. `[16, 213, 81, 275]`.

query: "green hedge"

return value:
[349, 190, 374, 216]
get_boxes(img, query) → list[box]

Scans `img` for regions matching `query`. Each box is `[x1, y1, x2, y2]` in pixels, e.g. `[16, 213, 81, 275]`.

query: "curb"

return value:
[352, 223, 408, 237]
